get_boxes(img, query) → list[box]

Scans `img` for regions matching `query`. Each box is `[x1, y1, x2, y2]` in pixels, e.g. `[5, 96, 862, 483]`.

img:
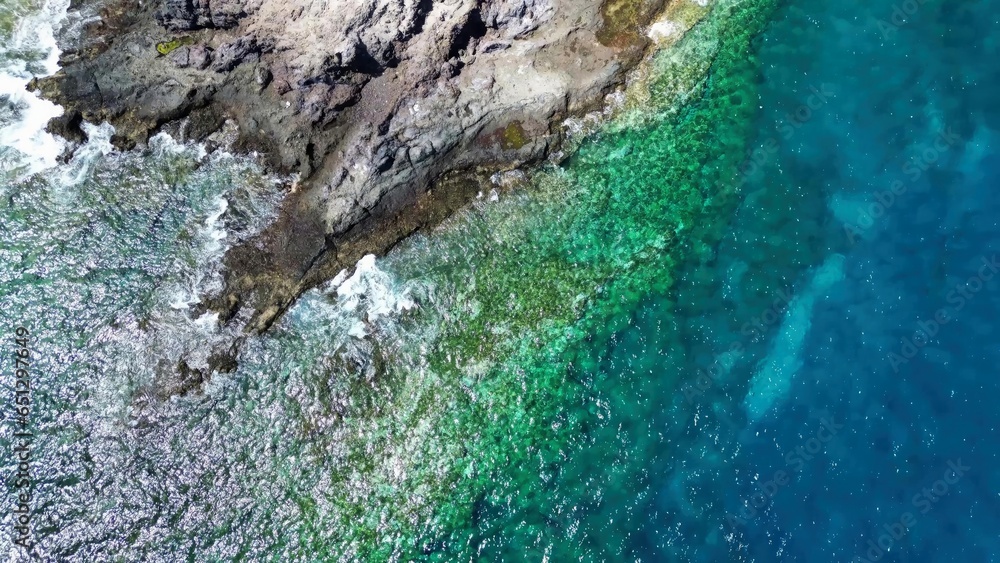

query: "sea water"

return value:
[1, 0, 998, 560]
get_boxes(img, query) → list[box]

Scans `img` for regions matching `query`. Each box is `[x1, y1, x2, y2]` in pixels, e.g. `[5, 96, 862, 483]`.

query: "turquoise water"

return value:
[2, 0, 999, 560]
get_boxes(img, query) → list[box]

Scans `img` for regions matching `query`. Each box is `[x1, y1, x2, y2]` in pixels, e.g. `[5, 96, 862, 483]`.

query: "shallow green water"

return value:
[1, 0, 780, 559]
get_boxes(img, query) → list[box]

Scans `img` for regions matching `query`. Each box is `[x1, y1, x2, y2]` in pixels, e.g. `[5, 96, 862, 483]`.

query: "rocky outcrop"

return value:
[36, 0, 667, 333]
[155, 0, 247, 30]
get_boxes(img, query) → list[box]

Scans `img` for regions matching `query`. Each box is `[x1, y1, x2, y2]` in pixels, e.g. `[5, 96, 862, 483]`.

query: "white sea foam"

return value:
[203, 196, 230, 254]
[56, 121, 114, 186]
[0, 0, 71, 177]
[152, 129, 209, 160]
[276, 254, 427, 377]
[333, 254, 417, 338]
[149, 132, 284, 313]
[648, 19, 683, 43]
[169, 195, 231, 310]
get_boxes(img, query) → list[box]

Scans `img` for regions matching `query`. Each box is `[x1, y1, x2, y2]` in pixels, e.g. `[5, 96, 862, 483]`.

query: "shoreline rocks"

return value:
[35, 0, 668, 334]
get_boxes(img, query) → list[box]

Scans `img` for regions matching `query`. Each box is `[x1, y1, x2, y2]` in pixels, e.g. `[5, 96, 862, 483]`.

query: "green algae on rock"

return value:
[155, 35, 195, 56]
[499, 121, 529, 151]
[597, 0, 666, 48]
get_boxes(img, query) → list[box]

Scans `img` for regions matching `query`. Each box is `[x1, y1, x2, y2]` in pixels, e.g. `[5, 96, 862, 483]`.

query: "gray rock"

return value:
[477, 40, 510, 54]
[189, 45, 212, 70]
[37, 0, 661, 333]
[155, 0, 247, 31]
[155, 0, 199, 31]
[209, 0, 246, 28]
[211, 36, 261, 72]
[254, 65, 272, 90]
[169, 46, 191, 67]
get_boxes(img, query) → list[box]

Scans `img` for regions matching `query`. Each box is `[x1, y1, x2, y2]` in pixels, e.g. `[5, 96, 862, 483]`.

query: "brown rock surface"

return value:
[36, 0, 666, 333]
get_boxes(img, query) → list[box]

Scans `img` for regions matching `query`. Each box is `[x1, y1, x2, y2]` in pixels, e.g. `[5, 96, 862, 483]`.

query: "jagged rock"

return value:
[302, 82, 359, 123]
[154, 0, 199, 30]
[36, 0, 665, 333]
[169, 45, 190, 67]
[481, 0, 555, 38]
[478, 40, 510, 54]
[47, 109, 87, 144]
[189, 44, 212, 70]
[208, 0, 246, 28]
[155, 0, 246, 31]
[212, 36, 262, 72]
[254, 65, 272, 89]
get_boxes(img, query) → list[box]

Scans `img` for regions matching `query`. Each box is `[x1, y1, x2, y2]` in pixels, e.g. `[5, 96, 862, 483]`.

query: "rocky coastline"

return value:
[34, 0, 668, 337]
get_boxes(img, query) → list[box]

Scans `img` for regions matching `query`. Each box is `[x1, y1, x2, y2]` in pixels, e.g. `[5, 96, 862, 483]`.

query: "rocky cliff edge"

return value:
[35, 0, 667, 333]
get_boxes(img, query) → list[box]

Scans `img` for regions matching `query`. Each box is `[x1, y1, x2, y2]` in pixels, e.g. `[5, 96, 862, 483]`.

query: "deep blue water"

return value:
[727, 2, 1000, 560]
[449, 1, 1000, 560]
[584, 0, 1000, 560]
